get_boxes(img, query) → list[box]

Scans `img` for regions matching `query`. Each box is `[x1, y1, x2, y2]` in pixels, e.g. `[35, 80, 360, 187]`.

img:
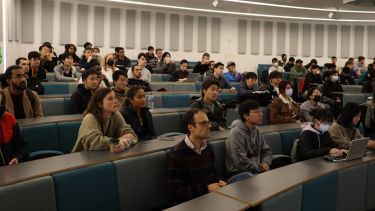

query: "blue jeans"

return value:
[227, 172, 253, 184]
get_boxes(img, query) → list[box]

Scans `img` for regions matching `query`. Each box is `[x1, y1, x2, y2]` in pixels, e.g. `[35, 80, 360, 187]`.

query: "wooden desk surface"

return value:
[165, 192, 249, 211]
[216, 152, 375, 207]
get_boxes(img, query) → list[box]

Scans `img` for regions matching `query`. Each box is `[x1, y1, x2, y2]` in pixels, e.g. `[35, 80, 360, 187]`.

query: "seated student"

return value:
[1, 65, 43, 119]
[329, 102, 375, 150]
[92, 47, 103, 66]
[101, 53, 119, 84]
[127, 53, 152, 83]
[39, 44, 57, 73]
[58, 44, 81, 65]
[304, 58, 318, 71]
[111, 71, 129, 106]
[167, 109, 250, 205]
[191, 78, 226, 131]
[0, 103, 29, 166]
[203, 60, 215, 79]
[223, 61, 242, 82]
[283, 57, 295, 72]
[270, 80, 301, 124]
[114, 47, 131, 71]
[128, 65, 152, 92]
[296, 108, 346, 161]
[79, 47, 99, 72]
[156, 52, 176, 74]
[267, 71, 282, 100]
[302, 64, 324, 94]
[54, 53, 80, 82]
[226, 100, 272, 175]
[268, 58, 284, 74]
[71, 69, 99, 114]
[322, 69, 343, 99]
[121, 86, 155, 141]
[361, 62, 375, 88]
[206, 62, 235, 92]
[340, 66, 355, 85]
[193, 53, 210, 75]
[27, 51, 46, 95]
[290, 59, 308, 78]
[237, 72, 261, 103]
[300, 87, 329, 122]
[170, 59, 189, 82]
[72, 87, 137, 152]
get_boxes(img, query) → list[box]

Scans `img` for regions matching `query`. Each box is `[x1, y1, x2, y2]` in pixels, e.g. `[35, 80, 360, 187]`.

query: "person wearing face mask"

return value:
[302, 65, 324, 94]
[300, 87, 330, 122]
[270, 80, 301, 124]
[339, 67, 355, 85]
[268, 58, 284, 75]
[322, 70, 343, 98]
[295, 108, 346, 161]
[101, 53, 119, 84]
[156, 52, 176, 74]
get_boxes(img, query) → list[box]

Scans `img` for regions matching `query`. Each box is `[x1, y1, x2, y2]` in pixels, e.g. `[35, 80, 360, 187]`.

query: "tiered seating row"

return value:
[1, 123, 375, 211]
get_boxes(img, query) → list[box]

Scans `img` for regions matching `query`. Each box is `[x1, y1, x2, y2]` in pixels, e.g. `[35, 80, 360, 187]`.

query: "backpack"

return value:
[0, 89, 36, 109]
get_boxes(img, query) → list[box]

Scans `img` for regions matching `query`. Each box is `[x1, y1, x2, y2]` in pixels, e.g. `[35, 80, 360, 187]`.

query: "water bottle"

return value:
[148, 94, 154, 110]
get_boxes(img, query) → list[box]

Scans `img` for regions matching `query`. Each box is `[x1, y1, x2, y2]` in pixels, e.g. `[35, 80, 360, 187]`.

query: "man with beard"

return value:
[0, 65, 43, 119]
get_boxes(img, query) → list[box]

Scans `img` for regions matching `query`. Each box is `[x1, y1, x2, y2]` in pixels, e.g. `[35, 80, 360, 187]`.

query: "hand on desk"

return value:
[329, 148, 348, 156]
[261, 163, 270, 172]
[367, 140, 375, 150]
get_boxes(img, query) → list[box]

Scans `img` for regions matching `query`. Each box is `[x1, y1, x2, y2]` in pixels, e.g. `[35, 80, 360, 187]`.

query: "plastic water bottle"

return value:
[148, 94, 154, 110]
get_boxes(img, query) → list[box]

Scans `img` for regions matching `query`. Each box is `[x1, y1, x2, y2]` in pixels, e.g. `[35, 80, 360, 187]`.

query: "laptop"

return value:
[185, 73, 202, 82]
[324, 137, 369, 162]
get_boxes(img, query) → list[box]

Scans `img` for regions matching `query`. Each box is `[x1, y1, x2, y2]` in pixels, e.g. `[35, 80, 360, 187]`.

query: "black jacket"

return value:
[70, 84, 93, 114]
[191, 98, 226, 131]
[115, 57, 132, 71]
[121, 106, 156, 141]
[27, 77, 45, 95]
[296, 124, 336, 161]
[193, 62, 209, 75]
[170, 70, 189, 82]
[79, 57, 99, 70]
[0, 106, 28, 166]
[302, 72, 324, 93]
[267, 84, 279, 100]
[339, 74, 355, 85]
[128, 78, 152, 92]
[322, 80, 343, 98]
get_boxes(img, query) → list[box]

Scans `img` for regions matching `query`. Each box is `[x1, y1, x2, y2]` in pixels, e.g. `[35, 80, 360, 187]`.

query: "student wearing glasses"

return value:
[226, 100, 272, 176]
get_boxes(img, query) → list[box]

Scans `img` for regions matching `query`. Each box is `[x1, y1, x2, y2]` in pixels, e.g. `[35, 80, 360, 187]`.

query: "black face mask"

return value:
[313, 95, 321, 102]
[107, 60, 114, 66]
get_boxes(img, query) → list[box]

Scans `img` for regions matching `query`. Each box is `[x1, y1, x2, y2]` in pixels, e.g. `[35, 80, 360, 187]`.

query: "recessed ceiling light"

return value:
[212, 0, 219, 8]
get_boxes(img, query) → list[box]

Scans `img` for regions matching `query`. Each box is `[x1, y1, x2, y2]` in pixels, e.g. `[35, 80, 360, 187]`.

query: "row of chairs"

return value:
[2, 124, 301, 211]
[41, 81, 241, 95]
[3, 125, 375, 211]
[39, 93, 238, 116]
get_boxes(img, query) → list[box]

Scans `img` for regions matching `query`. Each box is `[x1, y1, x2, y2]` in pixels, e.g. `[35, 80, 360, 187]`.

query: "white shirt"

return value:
[127, 66, 152, 83]
[184, 135, 207, 155]
[268, 65, 285, 74]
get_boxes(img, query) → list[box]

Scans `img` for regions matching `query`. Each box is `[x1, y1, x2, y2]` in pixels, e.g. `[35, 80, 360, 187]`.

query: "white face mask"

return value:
[273, 63, 278, 67]
[318, 123, 330, 133]
[285, 88, 293, 97]
[332, 75, 339, 82]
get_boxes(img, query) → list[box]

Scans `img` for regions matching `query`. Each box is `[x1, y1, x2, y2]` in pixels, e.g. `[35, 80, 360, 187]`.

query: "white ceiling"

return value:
[96, 0, 375, 21]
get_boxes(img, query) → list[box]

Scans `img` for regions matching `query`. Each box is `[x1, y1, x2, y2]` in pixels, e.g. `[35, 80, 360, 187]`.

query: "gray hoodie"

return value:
[225, 120, 272, 174]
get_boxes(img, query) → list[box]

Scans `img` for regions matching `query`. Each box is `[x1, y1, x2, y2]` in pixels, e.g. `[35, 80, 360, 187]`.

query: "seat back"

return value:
[162, 94, 191, 108]
[279, 130, 301, 156]
[153, 112, 183, 136]
[0, 176, 57, 211]
[263, 132, 282, 155]
[53, 162, 120, 211]
[21, 123, 60, 153]
[44, 83, 69, 95]
[113, 151, 169, 211]
[57, 121, 81, 153]
[40, 98, 66, 116]
[209, 140, 228, 180]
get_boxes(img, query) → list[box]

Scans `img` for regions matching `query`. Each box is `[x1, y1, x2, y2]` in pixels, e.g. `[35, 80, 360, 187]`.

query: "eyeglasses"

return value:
[193, 121, 212, 127]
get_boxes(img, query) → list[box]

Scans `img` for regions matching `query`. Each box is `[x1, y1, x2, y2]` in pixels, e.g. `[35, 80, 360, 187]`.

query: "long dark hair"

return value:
[124, 86, 144, 107]
[337, 102, 361, 128]
[84, 87, 113, 124]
